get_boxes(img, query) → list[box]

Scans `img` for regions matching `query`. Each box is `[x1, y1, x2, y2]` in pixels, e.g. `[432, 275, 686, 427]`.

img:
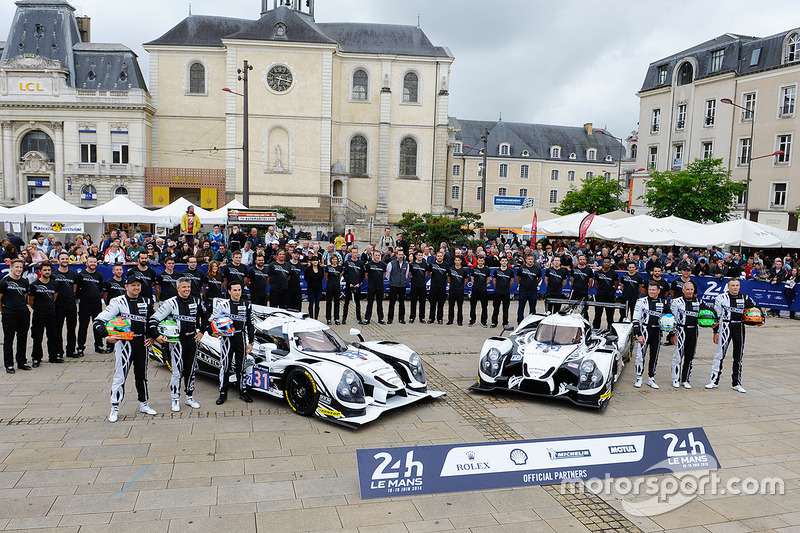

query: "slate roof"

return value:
[1, 0, 147, 91]
[226, 7, 334, 44]
[452, 119, 625, 162]
[317, 23, 452, 58]
[640, 29, 800, 92]
[144, 15, 255, 47]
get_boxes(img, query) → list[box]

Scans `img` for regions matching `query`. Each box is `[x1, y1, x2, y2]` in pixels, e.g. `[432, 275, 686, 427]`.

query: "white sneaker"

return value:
[185, 396, 200, 409]
[682, 382, 692, 389]
[634, 377, 642, 388]
[171, 399, 180, 412]
[228, 375, 237, 383]
[139, 402, 157, 415]
[108, 405, 119, 423]
[672, 380, 680, 388]
[705, 382, 718, 389]
[732, 385, 747, 393]
[647, 378, 659, 389]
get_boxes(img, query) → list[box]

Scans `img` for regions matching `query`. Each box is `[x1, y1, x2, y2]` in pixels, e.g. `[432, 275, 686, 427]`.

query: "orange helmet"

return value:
[742, 308, 765, 326]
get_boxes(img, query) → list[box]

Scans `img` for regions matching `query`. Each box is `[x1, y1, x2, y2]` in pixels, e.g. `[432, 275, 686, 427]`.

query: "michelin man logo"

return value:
[509, 448, 528, 465]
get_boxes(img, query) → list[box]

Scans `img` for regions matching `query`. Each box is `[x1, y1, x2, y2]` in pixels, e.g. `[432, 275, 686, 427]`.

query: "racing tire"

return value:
[284, 368, 320, 416]
[148, 346, 172, 371]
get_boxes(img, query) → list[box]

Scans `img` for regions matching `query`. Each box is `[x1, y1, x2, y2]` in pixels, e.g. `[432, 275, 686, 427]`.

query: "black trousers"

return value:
[220, 333, 246, 393]
[545, 294, 562, 314]
[365, 285, 384, 321]
[56, 305, 77, 357]
[78, 303, 104, 351]
[270, 289, 289, 309]
[492, 293, 510, 326]
[428, 287, 446, 322]
[635, 325, 662, 378]
[409, 285, 427, 321]
[288, 287, 302, 311]
[343, 285, 362, 321]
[251, 293, 268, 306]
[569, 290, 590, 319]
[31, 311, 59, 362]
[387, 286, 406, 322]
[470, 290, 489, 325]
[619, 297, 637, 321]
[517, 292, 538, 323]
[3, 309, 30, 367]
[593, 294, 616, 329]
[326, 290, 341, 321]
[448, 291, 464, 324]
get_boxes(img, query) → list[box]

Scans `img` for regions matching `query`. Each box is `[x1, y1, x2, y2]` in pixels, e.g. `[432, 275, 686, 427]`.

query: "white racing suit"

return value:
[669, 296, 701, 384]
[93, 295, 154, 406]
[149, 295, 206, 400]
[210, 297, 254, 394]
[710, 292, 758, 387]
[633, 296, 669, 379]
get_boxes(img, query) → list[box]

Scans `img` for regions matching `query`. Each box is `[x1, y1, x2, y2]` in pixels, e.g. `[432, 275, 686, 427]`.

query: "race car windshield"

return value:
[534, 324, 582, 345]
[294, 328, 348, 353]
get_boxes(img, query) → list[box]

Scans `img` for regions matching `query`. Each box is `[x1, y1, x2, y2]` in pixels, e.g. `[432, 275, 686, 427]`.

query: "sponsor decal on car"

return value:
[316, 406, 342, 418]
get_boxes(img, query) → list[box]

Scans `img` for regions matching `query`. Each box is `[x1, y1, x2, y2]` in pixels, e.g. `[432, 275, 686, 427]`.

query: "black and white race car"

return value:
[191, 306, 444, 427]
[469, 301, 633, 410]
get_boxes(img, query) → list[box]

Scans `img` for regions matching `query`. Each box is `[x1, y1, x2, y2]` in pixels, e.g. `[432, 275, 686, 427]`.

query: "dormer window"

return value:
[605, 155, 613, 162]
[587, 149, 596, 161]
[550, 146, 561, 158]
[499, 143, 510, 156]
[786, 33, 800, 63]
[569, 153, 577, 160]
[521, 150, 529, 157]
[275, 23, 287, 38]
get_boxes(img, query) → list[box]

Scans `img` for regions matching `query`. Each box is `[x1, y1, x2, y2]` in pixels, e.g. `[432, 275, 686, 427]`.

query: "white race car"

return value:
[194, 306, 445, 427]
[470, 300, 633, 410]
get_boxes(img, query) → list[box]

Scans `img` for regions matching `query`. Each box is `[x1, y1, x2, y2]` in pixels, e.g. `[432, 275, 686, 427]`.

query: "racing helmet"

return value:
[106, 317, 133, 340]
[697, 308, 716, 328]
[158, 319, 180, 342]
[659, 314, 677, 333]
[743, 307, 765, 326]
[211, 315, 235, 336]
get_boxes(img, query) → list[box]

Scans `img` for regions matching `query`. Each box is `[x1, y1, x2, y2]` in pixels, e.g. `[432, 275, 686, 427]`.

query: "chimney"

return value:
[76, 15, 90, 43]
[584, 123, 593, 135]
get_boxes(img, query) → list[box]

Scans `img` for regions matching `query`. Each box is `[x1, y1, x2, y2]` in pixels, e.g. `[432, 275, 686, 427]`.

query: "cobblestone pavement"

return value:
[1, 305, 799, 532]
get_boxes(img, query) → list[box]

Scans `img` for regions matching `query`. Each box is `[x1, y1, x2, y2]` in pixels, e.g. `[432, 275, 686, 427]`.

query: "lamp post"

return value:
[595, 129, 624, 211]
[223, 59, 253, 207]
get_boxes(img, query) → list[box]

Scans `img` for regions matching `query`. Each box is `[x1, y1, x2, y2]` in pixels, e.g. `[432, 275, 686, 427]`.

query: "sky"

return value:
[1, 0, 799, 140]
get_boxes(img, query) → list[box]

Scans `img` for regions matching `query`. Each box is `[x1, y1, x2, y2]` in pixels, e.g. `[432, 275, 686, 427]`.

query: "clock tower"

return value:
[261, 0, 315, 18]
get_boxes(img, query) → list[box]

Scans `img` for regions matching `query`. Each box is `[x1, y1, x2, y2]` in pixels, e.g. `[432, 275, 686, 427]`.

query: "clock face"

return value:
[267, 65, 293, 92]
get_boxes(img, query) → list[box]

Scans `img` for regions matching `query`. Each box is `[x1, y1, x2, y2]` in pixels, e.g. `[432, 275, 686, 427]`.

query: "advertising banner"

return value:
[492, 196, 527, 212]
[227, 209, 278, 224]
[31, 222, 85, 233]
[357, 427, 718, 499]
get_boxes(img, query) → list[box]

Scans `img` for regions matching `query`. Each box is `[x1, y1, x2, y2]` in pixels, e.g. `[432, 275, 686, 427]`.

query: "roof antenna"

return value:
[417, 13, 420, 28]
[499, 112, 502, 121]
[188, 2, 192, 15]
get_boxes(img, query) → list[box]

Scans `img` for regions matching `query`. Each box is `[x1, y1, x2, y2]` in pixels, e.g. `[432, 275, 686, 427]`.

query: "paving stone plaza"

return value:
[1, 310, 799, 532]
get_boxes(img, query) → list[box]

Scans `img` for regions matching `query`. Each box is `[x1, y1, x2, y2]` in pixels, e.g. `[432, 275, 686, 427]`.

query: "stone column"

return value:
[1, 121, 15, 202]
[51, 121, 64, 197]
[377, 65, 392, 224]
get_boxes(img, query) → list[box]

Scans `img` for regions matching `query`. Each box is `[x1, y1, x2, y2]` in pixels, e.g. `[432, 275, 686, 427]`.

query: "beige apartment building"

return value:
[448, 120, 624, 214]
[144, 0, 453, 227]
[633, 29, 800, 230]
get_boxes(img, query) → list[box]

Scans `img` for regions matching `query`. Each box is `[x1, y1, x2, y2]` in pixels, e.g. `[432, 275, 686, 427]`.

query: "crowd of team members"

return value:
[0, 225, 784, 420]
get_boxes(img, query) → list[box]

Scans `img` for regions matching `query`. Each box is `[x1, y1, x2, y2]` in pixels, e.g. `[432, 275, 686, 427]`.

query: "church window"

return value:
[350, 135, 367, 175]
[352, 69, 368, 100]
[400, 137, 417, 176]
[403, 72, 418, 102]
[189, 62, 205, 94]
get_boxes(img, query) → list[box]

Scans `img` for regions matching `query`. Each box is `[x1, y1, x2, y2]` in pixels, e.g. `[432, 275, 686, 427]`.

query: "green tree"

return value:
[642, 157, 746, 223]
[395, 211, 483, 247]
[275, 206, 296, 230]
[553, 175, 618, 215]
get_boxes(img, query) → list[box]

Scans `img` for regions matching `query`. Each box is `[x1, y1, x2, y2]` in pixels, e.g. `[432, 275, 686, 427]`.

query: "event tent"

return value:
[151, 197, 212, 227]
[672, 218, 790, 248]
[522, 211, 614, 237]
[7, 191, 102, 224]
[588, 214, 702, 245]
[478, 207, 557, 232]
[85, 195, 170, 225]
[0, 204, 24, 224]
[205, 199, 248, 225]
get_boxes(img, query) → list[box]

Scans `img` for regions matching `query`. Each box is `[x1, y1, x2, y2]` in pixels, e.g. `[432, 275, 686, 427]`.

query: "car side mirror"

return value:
[349, 328, 365, 342]
[503, 325, 515, 331]
[261, 342, 278, 354]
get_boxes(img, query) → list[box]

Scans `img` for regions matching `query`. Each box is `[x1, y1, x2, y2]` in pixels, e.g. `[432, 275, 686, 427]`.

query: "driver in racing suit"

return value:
[633, 280, 670, 389]
[706, 278, 761, 393]
[149, 277, 207, 412]
[210, 280, 254, 405]
[668, 280, 702, 389]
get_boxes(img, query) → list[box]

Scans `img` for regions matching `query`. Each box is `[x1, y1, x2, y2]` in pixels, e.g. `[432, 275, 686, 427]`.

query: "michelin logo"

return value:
[547, 448, 591, 461]
[609, 444, 637, 455]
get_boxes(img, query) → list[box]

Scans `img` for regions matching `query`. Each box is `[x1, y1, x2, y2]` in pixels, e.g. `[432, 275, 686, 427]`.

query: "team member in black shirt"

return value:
[408, 251, 429, 324]
[516, 254, 541, 322]
[287, 249, 304, 310]
[53, 251, 78, 358]
[544, 256, 568, 313]
[76, 256, 106, 355]
[619, 261, 644, 321]
[304, 256, 324, 319]
[469, 254, 491, 327]
[127, 252, 158, 303]
[491, 256, 514, 328]
[246, 253, 269, 306]
[570, 253, 595, 319]
[103, 264, 127, 303]
[342, 246, 364, 324]
[28, 262, 62, 365]
[182, 256, 206, 299]
[447, 256, 469, 326]
[670, 265, 694, 299]
[428, 252, 449, 324]
[325, 254, 343, 325]
[0, 259, 31, 373]
[386, 249, 409, 324]
[155, 257, 181, 302]
[364, 251, 387, 325]
[593, 256, 619, 329]
[223, 251, 248, 294]
[267, 250, 291, 309]
[205, 261, 225, 302]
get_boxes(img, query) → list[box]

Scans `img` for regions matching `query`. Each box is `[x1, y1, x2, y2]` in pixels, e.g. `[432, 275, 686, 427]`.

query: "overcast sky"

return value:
[2, 0, 799, 140]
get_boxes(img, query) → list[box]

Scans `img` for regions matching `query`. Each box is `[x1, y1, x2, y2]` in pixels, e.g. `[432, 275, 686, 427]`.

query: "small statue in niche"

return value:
[273, 144, 284, 172]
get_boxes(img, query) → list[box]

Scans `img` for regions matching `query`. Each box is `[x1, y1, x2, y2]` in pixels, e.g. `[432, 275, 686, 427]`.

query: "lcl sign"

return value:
[19, 82, 44, 91]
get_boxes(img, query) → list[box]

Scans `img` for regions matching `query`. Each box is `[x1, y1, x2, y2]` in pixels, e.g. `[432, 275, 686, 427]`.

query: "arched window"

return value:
[189, 62, 205, 94]
[81, 184, 97, 206]
[349, 135, 367, 175]
[567, 170, 575, 182]
[604, 172, 612, 180]
[352, 69, 368, 100]
[551, 146, 561, 158]
[549, 190, 558, 203]
[451, 185, 460, 200]
[551, 169, 559, 181]
[399, 137, 417, 176]
[19, 130, 54, 161]
[677, 62, 693, 85]
[500, 143, 510, 155]
[114, 186, 128, 196]
[630, 144, 638, 159]
[497, 187, 507, 197]
[403, 72, 418, 103]
[788, 33, 800, 62]
[332, 179, 343, 197]
[587, 149, 596, 161]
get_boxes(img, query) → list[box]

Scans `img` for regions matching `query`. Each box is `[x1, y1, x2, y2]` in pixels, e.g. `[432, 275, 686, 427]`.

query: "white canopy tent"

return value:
[672, 218, 790, 248]
[0, 204, 25, 224]
[7, 191, 102, 224]
[151, 197, 212, 227]
[522, 211, 614, 237]
[85, 195, 170, 225]
[588, 214, 702, 245]
[205, 199, 248, 226]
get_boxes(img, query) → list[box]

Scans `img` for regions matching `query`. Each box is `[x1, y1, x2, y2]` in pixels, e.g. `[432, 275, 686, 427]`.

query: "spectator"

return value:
[208, 225, 225, 251]
[181, 206, 200, 247]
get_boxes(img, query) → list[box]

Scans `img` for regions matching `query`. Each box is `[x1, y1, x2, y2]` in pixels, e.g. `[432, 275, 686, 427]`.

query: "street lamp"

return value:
[595, 129, 624, 211]
[223, 59, 253, 207]
[721, 97, 758, 220]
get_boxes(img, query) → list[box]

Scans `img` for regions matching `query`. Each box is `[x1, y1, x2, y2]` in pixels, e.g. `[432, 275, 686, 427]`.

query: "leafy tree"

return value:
[395, 211, 483, 247]
[275, 206, 296, 230]
[553, 175, 618, 215]
[642, 157, 746, 223]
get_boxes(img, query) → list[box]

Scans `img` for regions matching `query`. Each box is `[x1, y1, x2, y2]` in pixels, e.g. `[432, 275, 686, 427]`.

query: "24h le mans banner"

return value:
[356, 427, 718, 499]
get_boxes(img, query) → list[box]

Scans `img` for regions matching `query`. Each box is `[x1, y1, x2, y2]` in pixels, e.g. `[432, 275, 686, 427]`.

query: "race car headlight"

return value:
[337, 370, 365, 404]
[578, 359, 602, 389]
[408, 353, 426, 383]
[580, 360, 596, 374]
[480, 348, 503, 378]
